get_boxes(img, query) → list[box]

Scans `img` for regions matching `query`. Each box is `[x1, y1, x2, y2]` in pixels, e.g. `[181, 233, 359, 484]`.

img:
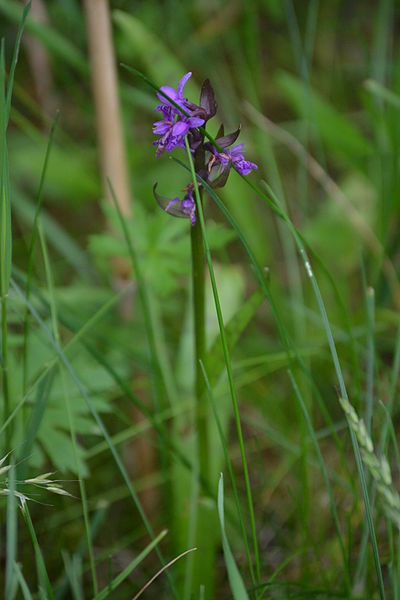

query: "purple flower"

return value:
[153, 112, 204, 156]
[156, 72, 193, 115]
[165, 183, 197, 225]
[210, 143, 258, 176]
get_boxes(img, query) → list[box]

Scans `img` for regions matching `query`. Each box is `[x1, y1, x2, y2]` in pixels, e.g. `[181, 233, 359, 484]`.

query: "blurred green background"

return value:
[1, 0, 400, 598]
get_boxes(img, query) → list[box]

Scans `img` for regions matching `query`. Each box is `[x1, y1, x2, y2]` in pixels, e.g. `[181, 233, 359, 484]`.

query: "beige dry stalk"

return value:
[21, 0, 57, 117]
[83, 0, 158, 515]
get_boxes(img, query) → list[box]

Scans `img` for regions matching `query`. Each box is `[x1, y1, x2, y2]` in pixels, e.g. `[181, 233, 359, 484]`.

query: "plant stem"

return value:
[191, 195, 208, 485]
[1, 292, 10, 449]
[185, 136, 261, 585]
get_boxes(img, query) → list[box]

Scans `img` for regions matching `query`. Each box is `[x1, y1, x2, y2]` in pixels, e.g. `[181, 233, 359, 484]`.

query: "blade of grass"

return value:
[364, 79, 400, 111]
[218, 473, 250, 600]
[93, 529, 167, 600]
[22, 503, 54, 600]
[133, 546, 197, 600]
[5, 459, 17, 600]
[4, 0, 31, 122]
[1, 38, 12, 447]
[13, 561, 33, 600]
[61, 552, 83, 600]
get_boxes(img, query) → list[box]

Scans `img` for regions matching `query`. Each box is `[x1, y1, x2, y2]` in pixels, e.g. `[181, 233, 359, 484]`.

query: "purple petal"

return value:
[172, 120, 190, 136]
[234, 159, 258, 175]
[229, 143, 245, 156]
[177, 72, 192, 95]
[187, 116, 205, 128]
[159, 85, 180, 103]
[153, 120, 172, 134]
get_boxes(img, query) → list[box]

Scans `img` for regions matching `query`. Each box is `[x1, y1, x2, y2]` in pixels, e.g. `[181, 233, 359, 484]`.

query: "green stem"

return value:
[185, 136, 261, 585]
[191, 192, 208, 485]
[23, 504, 54, 599]
[1, 292, 10, 449]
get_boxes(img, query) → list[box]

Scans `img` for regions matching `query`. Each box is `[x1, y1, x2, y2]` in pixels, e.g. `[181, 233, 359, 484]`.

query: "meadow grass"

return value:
[1, 1, 400, 599]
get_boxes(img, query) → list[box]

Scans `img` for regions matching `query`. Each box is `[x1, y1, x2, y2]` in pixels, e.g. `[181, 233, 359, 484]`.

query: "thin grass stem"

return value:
[23, 504, 54, 600]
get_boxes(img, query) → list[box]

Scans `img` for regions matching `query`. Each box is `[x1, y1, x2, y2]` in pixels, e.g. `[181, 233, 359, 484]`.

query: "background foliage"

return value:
[1, 0, 400, 598]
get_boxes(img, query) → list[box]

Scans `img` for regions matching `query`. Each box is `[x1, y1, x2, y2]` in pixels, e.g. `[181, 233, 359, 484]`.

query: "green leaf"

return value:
[217, 474, 249, 600]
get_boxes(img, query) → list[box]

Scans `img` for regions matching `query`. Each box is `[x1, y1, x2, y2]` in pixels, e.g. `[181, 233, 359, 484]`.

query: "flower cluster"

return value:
[153, 72, 257, 224]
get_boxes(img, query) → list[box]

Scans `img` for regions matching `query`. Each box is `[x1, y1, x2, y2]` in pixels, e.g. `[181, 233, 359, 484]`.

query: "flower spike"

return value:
[153, 71, 258, 219]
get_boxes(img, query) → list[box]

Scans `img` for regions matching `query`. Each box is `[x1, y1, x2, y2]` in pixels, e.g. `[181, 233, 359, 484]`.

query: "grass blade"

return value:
[218, 474, 250, 600]
[93, 530, 167, 600]
[5, 459, 17, 600]
[133, 546, 197, 600]
[13, 562, 33, 600]
[23, 503, 54, 600]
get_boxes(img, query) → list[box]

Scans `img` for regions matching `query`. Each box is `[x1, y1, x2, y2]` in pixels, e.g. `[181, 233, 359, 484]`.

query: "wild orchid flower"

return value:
[153, 73, 258, 224]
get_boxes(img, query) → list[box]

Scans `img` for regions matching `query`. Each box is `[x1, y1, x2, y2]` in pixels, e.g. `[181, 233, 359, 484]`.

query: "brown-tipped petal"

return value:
[200, 79, 217, 119]
[211, 164, 231, 188]
[215, 123, 225, 139]
[216, 126, 241, 149]
[153, 183, 190, 220]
